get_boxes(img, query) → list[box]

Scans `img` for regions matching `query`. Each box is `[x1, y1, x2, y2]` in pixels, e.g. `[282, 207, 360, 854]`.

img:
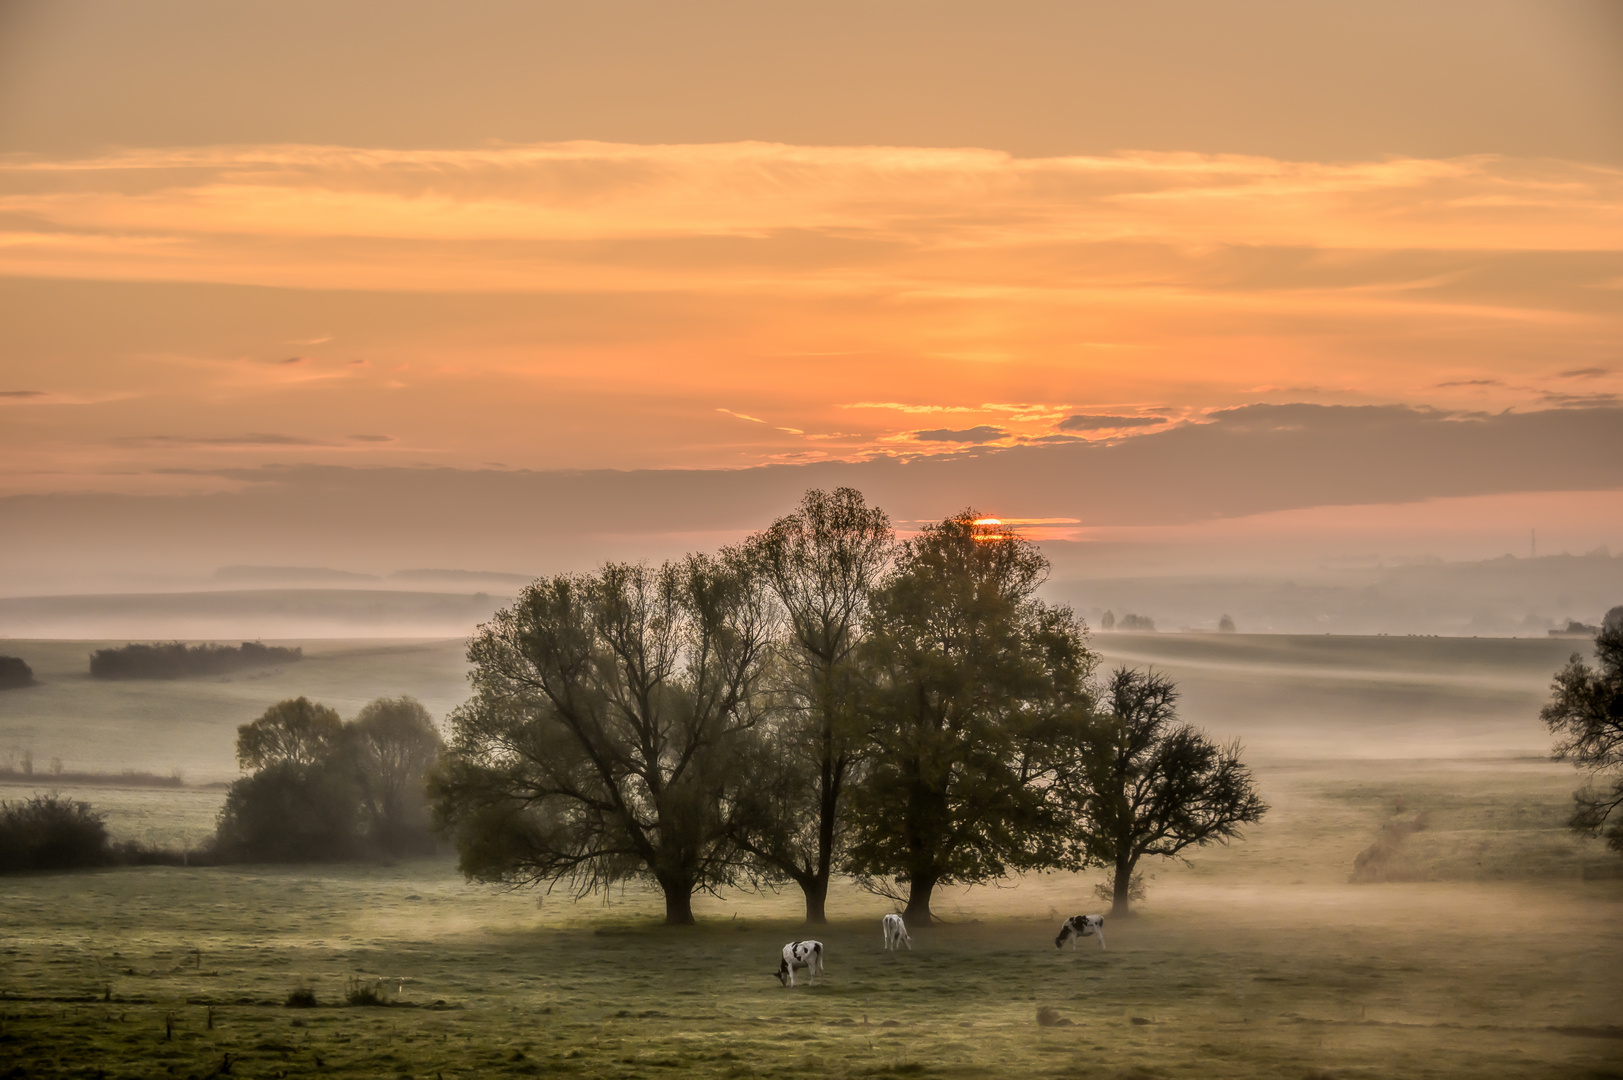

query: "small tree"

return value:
[728, 488, 893, 923]
[236, 697, 344, 770]
[349, 696, 444, 854]
[1070, 667, 1267, 917]
[843, 512, 1096, 925]
[1542, 605, 1623, 853]
[431, 554, 775, 925]
[216, 697, 359, 861]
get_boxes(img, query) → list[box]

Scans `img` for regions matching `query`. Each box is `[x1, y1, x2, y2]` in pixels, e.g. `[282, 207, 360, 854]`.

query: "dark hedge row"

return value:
[89, 641, 302, 680]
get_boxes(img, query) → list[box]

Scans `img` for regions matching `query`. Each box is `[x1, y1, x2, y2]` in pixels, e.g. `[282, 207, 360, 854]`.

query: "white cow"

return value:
[1055, 914, 1107, 951]
[775, 940, 824, 986]
[882, 913, 912, 951]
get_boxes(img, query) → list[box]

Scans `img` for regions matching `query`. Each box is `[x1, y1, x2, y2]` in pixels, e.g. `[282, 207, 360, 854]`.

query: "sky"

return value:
[1, 0, 1620, 590]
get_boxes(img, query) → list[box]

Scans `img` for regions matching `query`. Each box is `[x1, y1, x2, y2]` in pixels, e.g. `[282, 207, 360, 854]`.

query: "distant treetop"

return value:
[0, 656, 34, 690]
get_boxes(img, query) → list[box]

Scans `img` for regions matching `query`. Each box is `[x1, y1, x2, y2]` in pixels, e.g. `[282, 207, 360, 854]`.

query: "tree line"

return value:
[90, 641, 302, 680]
[431, 488, 1267, 925]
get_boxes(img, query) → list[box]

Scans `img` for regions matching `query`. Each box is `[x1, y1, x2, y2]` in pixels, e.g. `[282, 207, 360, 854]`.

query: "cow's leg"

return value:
[1095, 927, 1107, 950]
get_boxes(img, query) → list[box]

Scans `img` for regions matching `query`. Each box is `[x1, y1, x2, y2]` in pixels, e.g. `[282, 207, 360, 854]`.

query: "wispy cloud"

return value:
[2, 141, 1619, 488]
[118, 433, 328, 448]
[1057, 414, 1168, 431]
[913, 425, 1008, 444]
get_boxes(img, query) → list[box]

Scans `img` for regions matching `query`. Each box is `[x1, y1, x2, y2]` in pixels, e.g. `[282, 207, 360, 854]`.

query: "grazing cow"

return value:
[775, 940, 824, 986]
[882, 913, 912, 951]
[1055, 914, 1107, 951]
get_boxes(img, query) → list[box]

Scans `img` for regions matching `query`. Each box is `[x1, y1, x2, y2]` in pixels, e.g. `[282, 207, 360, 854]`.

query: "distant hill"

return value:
[390, 568, 534, 586]
[215, 565, 379, 584]
[0, 589, 510, 639]
[1049, 551, 1623, 636]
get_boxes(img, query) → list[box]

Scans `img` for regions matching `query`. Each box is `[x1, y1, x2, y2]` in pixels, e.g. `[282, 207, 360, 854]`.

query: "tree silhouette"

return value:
[1068, 667, 1267, 916]
[843, 512, 1095, 924]
[431, 554, 775, 925]
[1542, 605, 1623, 853]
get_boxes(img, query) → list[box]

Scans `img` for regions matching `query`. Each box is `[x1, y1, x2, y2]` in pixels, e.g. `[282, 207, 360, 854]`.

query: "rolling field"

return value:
[1, 633, 1620, 1077]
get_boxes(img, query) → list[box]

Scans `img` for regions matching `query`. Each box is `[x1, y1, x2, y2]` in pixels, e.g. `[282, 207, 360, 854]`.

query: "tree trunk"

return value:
[801, 874, 829, 925]
[661, 879, 696, 926]
[902, 876, 938, 926]
[1111, 854, 1135, 918]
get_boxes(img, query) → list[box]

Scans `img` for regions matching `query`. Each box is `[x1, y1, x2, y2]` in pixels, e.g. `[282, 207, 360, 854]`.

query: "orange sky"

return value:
[3, 144, 1619, 493]
[0, 1, 1619, 521]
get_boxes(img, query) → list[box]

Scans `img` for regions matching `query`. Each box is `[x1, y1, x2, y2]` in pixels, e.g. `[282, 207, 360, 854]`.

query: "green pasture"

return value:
[0, 634, 1619, 1077]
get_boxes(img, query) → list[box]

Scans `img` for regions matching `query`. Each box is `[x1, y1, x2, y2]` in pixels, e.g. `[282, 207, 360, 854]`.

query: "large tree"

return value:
[431, 554, 776, 925]
[1542, 605, 1623, 853]
[727, 488, 893, 923]
[843, 512, 1095, 925]
[1068, 667, 1267, 917]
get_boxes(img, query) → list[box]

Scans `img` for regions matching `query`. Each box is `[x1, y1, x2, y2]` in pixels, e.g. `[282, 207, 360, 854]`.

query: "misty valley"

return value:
[1, 616, 1618, 1078]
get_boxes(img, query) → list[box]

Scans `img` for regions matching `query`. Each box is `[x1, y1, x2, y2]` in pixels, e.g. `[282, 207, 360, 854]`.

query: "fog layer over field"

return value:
[1, 631, 1618, 1078]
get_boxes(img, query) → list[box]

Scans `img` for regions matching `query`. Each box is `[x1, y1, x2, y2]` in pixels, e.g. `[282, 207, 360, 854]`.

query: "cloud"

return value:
[3, 144, 1616, 299]
[1433, 378, 1503, 388]
[1556, 367, 1612, 379]
[1539, 391, 1622, 407]
[119, 433, 328, 448]
[913, 426, 1008, 443]
[0, 390, 46, 399]
[348, 434, 395, 442]
[8, 407, 1620, 574]
[1057, 414, 1167, 431]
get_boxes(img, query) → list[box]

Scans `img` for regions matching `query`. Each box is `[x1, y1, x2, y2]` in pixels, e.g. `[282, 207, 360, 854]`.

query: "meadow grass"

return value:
[1, 635, 1619, 1077]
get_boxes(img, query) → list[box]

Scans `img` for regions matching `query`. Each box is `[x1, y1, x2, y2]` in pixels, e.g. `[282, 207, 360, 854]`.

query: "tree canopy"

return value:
[216, 695, 442, 862]
[842, 511, 1096, 924]
[726, 487, 893, 923]
[1542, 605, 1623, 853]
[1065, 667, 1267, 916]
[431, 553, 776, 925]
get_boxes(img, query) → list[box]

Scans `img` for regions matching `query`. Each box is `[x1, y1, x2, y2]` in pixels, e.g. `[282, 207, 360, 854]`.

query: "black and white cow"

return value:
[1055, 914, 1107, 951]
[882, 913, 912, 951]
[775, 940, 824, 986]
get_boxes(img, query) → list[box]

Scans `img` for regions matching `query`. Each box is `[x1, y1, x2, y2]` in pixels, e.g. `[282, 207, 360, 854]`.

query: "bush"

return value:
[214, 760, 364, 862]
[0, 656, 34, 689]
[0, 794, 113, 872]
[89, 641, 302, 680]
[285, 988, 319, 1008]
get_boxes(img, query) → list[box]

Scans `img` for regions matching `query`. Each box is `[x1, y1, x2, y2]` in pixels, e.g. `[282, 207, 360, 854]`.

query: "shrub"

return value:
[214, 760, 364, 862]
[285, 988, 319, 1008]
[0, 656, 34, 689]
[0, 794, 113, 872]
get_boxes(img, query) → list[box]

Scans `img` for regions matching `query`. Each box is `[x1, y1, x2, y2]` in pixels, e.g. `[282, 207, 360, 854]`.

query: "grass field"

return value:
[1, 633, 1620, 1078]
